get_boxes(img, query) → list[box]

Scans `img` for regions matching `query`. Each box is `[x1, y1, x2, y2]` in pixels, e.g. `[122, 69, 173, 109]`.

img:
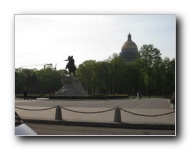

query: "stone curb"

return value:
[23, 119, 175, 130]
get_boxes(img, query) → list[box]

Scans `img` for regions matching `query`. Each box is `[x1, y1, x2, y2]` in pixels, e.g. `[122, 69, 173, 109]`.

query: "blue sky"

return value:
[15, 15, 176, 69]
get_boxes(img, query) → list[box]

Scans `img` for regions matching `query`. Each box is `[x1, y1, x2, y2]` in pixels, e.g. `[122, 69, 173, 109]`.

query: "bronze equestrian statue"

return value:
[65, 56, 76, 76]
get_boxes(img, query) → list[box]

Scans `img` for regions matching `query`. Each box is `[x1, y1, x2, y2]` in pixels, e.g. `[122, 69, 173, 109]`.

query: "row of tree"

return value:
[15, 68, 68, 94]
[15, 44, 175, 97]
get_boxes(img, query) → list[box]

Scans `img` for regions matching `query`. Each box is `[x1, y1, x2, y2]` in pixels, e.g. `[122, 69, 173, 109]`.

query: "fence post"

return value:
[114, 107, 121, 122]
[55, 105, 62, 120]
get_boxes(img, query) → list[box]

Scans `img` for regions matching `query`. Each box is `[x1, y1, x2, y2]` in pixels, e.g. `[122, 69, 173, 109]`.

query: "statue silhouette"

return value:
[65, 56, 76, 76]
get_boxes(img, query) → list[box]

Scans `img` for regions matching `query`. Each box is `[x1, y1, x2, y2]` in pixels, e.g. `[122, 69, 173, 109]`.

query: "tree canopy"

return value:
[15, 44, 175, 97]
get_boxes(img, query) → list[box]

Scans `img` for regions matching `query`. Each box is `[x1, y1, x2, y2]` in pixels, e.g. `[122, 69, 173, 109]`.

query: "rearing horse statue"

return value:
[65, 56, 76, 76]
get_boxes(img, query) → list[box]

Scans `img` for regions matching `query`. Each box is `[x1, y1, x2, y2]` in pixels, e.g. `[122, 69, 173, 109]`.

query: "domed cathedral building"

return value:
[120, 33, 138, 63]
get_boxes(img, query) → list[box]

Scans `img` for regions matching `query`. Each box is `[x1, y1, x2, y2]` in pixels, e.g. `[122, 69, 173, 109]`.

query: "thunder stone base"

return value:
[55, 76, 87, 96]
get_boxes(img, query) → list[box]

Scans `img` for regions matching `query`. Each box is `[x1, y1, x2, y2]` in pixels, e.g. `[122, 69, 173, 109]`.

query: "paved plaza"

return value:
[16, 98, 172, 109]
[15, 98, 175, 126]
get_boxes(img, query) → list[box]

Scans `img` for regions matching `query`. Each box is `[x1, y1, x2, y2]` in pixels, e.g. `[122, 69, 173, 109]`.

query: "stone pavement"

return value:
[15, 98, 175, 129]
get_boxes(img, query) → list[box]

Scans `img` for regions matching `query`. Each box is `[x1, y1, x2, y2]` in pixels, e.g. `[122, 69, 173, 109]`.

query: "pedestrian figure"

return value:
[137, 92, 139, 99]
[24, 90, 28, 100]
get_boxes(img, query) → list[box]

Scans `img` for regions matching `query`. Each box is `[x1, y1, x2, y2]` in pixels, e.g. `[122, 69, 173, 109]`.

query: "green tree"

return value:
[15, 69, 23, 94]
[76, 60, 97, 94]
[160, 57, 175, 96]
[139, 44, 162, 97]
[94, 61, 111, 94]
[36, 68, 62, 94]
[123, 61, 142, 95]
[15, 69, 39, 94]
[109, 54, 126, 94]
[151, 58, 163, 95]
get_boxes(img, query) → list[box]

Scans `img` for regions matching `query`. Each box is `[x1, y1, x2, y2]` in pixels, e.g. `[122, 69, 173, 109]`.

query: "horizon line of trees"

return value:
[15, 44, 175, 97]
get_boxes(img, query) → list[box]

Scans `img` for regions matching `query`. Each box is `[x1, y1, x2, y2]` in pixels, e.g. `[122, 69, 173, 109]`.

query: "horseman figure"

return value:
[65, 56, 76, 76]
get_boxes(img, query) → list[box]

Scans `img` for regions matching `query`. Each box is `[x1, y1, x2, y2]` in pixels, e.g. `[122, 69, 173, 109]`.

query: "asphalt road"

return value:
[26, 123, 175, 135]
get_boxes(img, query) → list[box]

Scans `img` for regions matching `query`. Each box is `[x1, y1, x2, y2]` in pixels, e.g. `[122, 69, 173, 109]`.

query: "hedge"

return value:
[15, 94, 129, 99]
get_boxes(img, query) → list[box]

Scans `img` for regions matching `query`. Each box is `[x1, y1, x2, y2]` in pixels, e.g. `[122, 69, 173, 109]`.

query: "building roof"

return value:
[121, 33, 138, 50]
[120, 33, 138, 63]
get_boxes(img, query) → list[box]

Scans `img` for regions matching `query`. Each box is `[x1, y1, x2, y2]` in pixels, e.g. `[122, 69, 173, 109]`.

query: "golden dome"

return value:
[120, 33, 138, 63]
[121, 33, 138, 50]
[122, 40, 138, 49]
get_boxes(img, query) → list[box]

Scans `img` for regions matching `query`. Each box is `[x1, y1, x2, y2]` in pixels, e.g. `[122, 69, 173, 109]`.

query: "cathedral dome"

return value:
[120, 33, 138, 63]
[121, 33, 138, 50]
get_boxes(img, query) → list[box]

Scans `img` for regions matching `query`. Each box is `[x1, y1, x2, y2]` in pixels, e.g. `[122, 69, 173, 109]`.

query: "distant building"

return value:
[120, 33, 138, 63]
